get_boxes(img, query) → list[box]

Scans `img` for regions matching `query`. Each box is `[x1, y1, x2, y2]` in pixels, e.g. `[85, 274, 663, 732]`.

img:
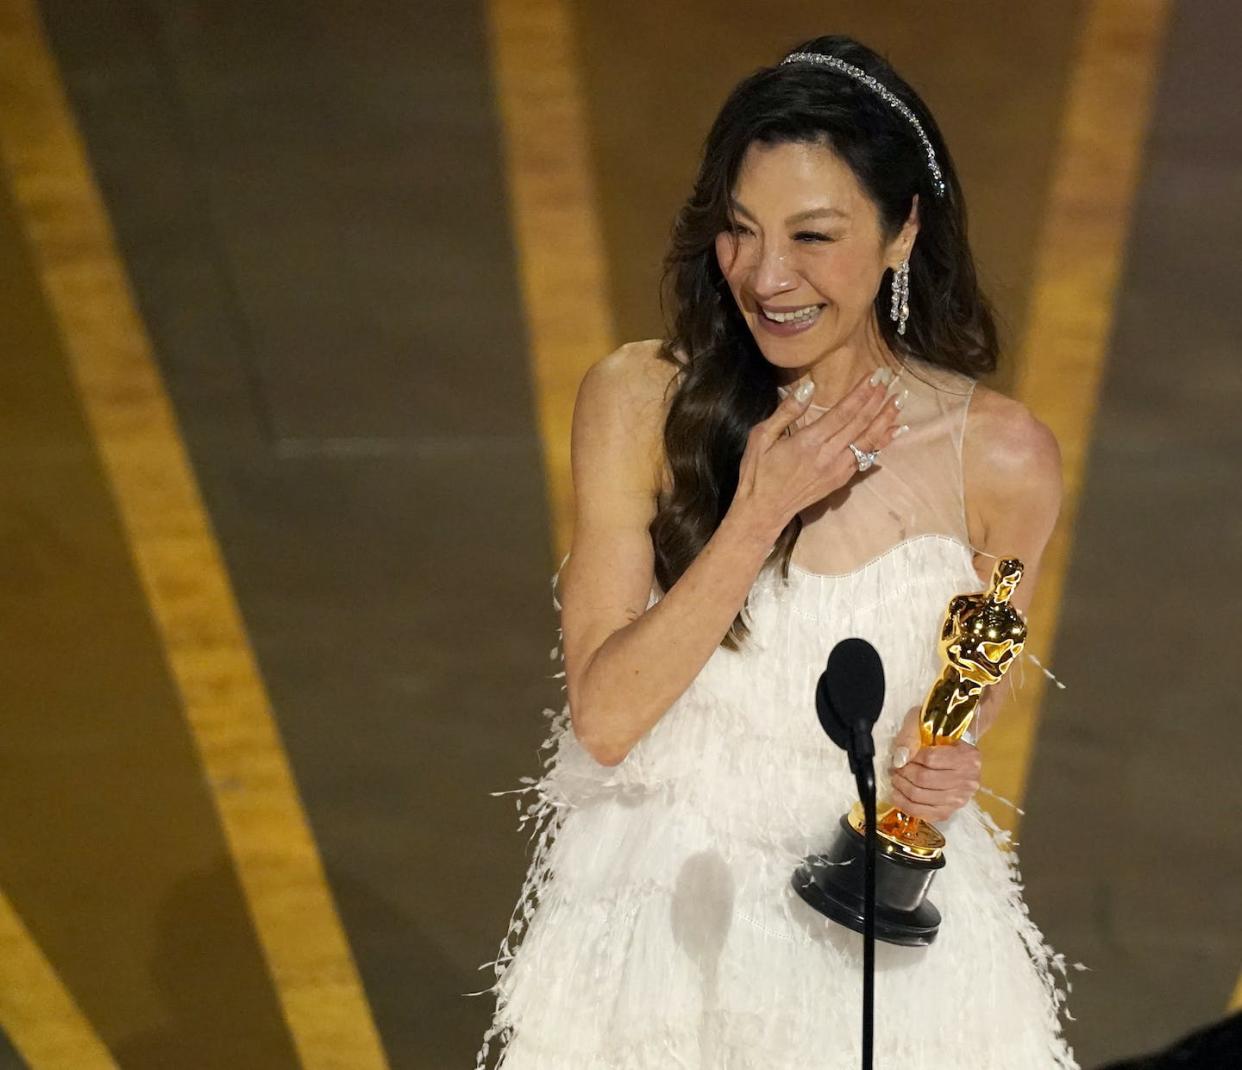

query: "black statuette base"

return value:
[792, 814, 945, 947]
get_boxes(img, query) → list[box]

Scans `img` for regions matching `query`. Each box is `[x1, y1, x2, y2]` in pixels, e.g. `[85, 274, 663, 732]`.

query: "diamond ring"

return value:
[848, 442, 879, 472]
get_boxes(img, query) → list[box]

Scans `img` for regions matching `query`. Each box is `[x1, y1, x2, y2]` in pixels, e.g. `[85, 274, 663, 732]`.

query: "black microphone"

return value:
[812, 637, 885, 1070]
[815, 637, 885, 773]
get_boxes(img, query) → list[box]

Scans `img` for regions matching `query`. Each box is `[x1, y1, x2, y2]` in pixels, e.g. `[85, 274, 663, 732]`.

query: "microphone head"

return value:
[815, 673, 851, 751]
[818, 638, 886, 744]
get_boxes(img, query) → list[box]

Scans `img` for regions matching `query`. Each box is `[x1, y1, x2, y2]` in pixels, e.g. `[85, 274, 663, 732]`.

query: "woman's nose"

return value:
[751, 243, 796, 297]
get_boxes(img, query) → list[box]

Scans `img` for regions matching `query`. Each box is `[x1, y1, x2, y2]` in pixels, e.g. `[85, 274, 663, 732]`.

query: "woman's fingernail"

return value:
[892, 388, 909, 410]
[795, 379, 815, 402]
[869, 367, 894, 387]
[893, 424, 910, 439]
[892, 746, 910, 769]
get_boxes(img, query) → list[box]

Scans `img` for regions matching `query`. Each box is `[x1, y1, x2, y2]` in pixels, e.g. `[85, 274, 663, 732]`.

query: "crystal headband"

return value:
[779, 51, 947, 199]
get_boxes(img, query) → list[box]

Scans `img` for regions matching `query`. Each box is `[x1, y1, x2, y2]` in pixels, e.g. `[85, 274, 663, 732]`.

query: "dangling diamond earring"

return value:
[889, 259, 910, 336]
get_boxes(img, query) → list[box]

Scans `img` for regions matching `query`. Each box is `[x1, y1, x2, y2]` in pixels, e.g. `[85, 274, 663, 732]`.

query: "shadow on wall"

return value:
[111, 855, 297, 1068]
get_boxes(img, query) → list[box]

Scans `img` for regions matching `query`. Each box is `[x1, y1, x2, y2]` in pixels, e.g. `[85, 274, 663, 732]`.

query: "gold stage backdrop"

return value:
[0, 1, 1237, 1068]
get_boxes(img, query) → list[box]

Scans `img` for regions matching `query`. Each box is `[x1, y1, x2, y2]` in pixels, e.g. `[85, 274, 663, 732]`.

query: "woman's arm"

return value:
[888, 390, 1063, 820]
[560, 341, 903, 766]
[964, 392, 1063, 738]
[559, 345, 778, 766]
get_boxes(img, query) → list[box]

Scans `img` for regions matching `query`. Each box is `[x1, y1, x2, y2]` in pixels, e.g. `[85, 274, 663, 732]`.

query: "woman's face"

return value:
[714, 138, 916, 373]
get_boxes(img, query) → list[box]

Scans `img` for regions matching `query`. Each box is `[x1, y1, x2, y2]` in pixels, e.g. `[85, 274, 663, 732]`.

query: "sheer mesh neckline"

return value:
[775, 353, 977, 410]
[772, 359, 978, 577]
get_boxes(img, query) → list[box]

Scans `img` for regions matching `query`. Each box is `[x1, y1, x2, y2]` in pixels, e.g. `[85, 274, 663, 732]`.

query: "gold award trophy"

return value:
[793, 558, 1027, 946]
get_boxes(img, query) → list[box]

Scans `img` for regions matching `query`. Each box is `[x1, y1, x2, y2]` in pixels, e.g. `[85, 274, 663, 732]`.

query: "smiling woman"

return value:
[476, 33, 1074, 1070]
[723, 154, 894, 344]
[650, 48, 1001, 653]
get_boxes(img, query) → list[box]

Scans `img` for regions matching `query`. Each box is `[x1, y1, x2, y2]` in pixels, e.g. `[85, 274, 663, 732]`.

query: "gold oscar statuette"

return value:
[850, 557, 1027, 859]
[793, 558, 1027, 946]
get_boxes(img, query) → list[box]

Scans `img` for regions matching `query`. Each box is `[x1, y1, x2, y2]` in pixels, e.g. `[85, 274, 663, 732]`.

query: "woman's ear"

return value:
[886, 194, 920, 271]
[900, 193, 920, 256]
[907, 192, 920, 228]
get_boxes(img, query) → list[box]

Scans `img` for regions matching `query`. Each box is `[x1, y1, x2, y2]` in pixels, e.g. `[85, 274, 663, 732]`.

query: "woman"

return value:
[477, 34, 1076, 1069]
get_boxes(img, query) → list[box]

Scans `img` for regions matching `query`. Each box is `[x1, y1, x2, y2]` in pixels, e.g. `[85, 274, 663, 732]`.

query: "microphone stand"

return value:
[849, 726, 877, 1070]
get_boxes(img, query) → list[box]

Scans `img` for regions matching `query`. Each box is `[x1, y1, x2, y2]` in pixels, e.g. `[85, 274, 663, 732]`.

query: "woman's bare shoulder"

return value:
[582, 338, 683, 409]
[965, 383, 1061, 476]
[963, 382, 1062, 543]
[577, 339, 682, 491]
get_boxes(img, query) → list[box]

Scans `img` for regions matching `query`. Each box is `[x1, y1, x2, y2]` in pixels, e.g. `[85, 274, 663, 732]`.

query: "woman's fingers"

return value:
[800, 373, 906, 472]
[915, 742, 981, 771]
[902, 741, 981, 773]
[889, 705, 922, 771]
[827, 381, 903, 456]
[856, 388, 909, 452]
[890, 740, 981, 821]
[889, 779, 973, 819]
[893, 762, 978, 794]
[888, 787, 958, 824]
[751, 378, 816, 448]
[735, 365, 908, 531]
[799, 367, 890, 442]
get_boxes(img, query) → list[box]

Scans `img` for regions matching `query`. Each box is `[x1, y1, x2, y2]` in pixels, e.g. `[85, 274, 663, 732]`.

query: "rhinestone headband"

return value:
[779, 51, 946, 198]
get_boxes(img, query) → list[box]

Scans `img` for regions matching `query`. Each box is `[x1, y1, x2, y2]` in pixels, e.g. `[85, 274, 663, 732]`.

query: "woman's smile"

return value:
[755, 301, 826, 335]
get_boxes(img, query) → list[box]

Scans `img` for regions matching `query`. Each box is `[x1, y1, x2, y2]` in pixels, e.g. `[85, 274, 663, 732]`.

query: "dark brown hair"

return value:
[650, 34, 999, 650]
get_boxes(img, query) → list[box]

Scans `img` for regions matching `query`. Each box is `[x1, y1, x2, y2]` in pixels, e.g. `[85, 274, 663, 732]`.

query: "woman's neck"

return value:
[775, 317, 902, 409]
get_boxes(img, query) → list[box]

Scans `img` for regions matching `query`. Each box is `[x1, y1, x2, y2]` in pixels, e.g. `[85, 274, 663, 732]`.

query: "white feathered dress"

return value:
[475, 360, 1077, 1069]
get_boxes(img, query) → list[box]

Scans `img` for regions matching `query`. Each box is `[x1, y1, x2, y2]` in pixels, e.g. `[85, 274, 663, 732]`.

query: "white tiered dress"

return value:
[476, 358, 1077, 1069]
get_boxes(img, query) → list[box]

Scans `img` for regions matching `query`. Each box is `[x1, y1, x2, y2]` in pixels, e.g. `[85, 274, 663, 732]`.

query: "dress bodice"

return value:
[779, 354, 978, 577]
[549, 358, 993, 851]
[548, 534, 984, 852]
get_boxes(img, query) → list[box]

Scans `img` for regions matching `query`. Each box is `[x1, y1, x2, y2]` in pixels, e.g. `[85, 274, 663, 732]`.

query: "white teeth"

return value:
[761, 304, 822, 323]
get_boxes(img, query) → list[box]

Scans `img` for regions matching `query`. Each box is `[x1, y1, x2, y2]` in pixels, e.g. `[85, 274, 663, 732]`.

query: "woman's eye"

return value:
[795, 231, 833, 243]
[727, 225, 752, 237]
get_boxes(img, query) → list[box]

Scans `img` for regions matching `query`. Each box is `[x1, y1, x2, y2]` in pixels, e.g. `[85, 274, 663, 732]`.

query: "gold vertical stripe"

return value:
[486, 0, 617, 559]
[0, 5, 388, 1066]
[981, 0, 1171, 827]
[0, 890, 118, 1069]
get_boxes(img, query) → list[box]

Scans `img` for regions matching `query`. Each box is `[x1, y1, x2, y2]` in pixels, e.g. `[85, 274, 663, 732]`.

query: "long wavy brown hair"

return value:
[650, 34, 1000, 650]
